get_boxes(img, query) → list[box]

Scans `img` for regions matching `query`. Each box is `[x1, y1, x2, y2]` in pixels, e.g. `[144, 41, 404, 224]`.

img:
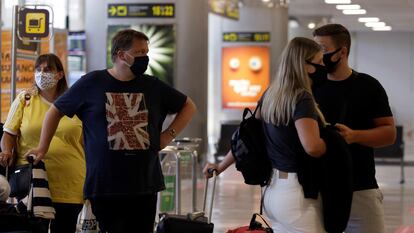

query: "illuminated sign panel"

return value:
[222, 46, 270, 109]
[108, 3, 175, 18]
[223, 32, 270, 42]
[209, 0, 239, 20]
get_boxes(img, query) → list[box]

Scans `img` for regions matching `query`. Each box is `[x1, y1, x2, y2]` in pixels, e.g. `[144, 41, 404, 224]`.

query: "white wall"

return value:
[350, 32, 414, 161]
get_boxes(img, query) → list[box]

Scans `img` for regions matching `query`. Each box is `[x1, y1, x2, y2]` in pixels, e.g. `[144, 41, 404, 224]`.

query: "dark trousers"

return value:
[50, 203, 83, 233]
[90, 194, 157, 233]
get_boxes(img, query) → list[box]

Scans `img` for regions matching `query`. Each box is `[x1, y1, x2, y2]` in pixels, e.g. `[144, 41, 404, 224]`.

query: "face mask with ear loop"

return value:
[123, 52, 149, 76]
[323, 47, 342, 73]
[306, 61, 328, 88]
[35, 71, 59, 90]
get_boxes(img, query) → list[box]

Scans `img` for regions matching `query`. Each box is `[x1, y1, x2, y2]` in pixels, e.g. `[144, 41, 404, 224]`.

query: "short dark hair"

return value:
[35, 53, 67, 96]
[313, 24, 351, 56]
[111, 29, 149, 62]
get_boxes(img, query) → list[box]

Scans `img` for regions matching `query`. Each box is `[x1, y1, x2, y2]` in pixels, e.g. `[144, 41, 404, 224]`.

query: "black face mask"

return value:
[323, 47, 342, 73]
[307, 61, 328, 88]
[125, 55, 149, 76]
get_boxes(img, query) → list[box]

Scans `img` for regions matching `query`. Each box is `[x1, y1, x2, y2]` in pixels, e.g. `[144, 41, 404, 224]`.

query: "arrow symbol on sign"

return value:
[108, 6, 117, 16]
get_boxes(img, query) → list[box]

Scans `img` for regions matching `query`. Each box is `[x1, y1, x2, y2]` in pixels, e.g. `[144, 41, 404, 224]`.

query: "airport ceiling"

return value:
[242, 0, 414, 32]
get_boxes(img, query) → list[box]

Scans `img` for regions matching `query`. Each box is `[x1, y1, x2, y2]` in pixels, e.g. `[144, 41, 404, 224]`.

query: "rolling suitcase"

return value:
[156, 169, 217, 233]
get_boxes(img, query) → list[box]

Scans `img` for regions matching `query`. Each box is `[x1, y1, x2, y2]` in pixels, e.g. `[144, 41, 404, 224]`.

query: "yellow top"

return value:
[4, 90, 85, 204]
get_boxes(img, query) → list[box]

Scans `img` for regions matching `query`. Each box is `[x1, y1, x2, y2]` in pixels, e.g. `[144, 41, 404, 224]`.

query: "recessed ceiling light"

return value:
[308, 22, 316, 29]
[358, 17, 380, 23]
[336, 4, 360, 10]
[342, 9, 366, 15]
[365, 22, 386, 27]
[325, 0, 351, 4]
[289, 19, 299, 28]
[373, 26, 392, 31]
[262, 0, 271, 2]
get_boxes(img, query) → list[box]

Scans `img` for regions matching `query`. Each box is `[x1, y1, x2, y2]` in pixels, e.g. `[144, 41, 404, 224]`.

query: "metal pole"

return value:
[208, 171, 217, 224]
[191, 150, 198, 212]
[66, 0, 70, 30]
[175, 152, 181, 215]
[10, 5, 18, 102]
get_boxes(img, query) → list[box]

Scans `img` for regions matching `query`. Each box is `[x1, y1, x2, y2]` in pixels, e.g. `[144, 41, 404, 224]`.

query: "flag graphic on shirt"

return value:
[106, 92, 149, 150]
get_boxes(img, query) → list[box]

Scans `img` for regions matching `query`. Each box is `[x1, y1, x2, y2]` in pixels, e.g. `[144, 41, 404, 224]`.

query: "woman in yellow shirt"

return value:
[0, 53, 85, 233]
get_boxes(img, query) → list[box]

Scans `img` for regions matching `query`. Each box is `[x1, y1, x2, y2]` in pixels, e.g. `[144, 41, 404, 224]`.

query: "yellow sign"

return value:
[151, 5, 174, 17]
[108, 4, 175, 18]
[26, 12, 46, 34]
[18, 8, 50, 38]
[223, 33, 238, 42]
[108, 5, 127, 17]
[209, 0, 239, 20]
[223, 32, 270, 43]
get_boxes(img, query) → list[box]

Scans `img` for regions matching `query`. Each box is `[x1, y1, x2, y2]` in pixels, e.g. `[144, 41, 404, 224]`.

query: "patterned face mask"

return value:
[35, 71, 59, 90]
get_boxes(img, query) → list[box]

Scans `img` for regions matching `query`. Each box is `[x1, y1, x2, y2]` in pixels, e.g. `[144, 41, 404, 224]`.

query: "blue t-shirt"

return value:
[263, 92, 318, 172]
[54, 70, 187, 198]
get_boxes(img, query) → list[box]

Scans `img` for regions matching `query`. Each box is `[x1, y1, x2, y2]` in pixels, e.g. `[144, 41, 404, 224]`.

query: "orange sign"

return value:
[1, 31, 36, 122]
[221, 46, 269, 109]
[1, 30, 67, 122]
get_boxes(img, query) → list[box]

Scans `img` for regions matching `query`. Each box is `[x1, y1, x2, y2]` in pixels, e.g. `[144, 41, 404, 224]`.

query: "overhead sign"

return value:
[223, 32, 270, 43]
[18, 8, 49, 38]
[108, 3, 175, 18]
[209, 0, 239, 20]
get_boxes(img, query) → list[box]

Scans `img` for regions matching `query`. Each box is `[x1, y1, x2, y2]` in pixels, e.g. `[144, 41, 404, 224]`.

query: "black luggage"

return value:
[156, 169, 217, 233]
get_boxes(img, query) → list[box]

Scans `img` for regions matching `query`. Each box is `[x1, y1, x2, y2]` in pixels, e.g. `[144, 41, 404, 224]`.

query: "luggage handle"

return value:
[203, 168, 217, 224]
[249, 213, 273, 232]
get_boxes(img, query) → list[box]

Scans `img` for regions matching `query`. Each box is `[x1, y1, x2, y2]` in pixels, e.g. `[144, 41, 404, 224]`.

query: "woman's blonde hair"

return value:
[261, 37, 325, 126]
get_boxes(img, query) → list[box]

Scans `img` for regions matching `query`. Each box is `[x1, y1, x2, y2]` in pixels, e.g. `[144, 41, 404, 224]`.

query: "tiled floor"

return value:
[174, 163, 414, 233]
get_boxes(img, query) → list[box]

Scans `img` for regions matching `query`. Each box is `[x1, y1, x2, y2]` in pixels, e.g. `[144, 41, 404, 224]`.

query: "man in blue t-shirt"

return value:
[26, 29, 196, 233]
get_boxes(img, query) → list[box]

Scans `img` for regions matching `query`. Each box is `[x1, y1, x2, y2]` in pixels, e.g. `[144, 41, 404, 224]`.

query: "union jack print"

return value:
[106, 92, 150, 150]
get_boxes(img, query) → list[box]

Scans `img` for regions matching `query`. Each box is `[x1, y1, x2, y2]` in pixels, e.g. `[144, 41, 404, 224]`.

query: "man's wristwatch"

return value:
[168, 128, 177, 138]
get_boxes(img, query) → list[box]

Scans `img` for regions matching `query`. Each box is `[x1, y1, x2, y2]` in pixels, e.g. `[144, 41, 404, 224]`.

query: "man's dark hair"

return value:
[111, 29, 149, 62]
[313, 24, 351, 56]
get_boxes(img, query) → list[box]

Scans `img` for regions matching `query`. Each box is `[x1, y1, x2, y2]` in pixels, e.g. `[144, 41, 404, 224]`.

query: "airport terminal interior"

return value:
[1, 0, 414, 232]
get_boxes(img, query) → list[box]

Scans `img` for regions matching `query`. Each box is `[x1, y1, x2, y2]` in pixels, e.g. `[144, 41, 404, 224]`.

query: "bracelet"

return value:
[167, 128, 177, 138]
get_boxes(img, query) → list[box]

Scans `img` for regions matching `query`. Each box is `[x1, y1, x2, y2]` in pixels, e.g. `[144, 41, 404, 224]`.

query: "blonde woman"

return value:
[204, 37, 327, 233]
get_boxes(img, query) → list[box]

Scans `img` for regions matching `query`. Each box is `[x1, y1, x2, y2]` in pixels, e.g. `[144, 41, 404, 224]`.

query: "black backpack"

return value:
[230, 106, 272, 187]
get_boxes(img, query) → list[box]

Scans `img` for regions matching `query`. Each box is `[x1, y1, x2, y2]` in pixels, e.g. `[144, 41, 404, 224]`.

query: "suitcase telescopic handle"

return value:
[203, 168, 217, 224]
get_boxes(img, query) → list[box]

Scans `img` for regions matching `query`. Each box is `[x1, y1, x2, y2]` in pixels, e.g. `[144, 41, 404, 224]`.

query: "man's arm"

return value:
[160, 97, 197, 149]
[335, 116, 396, 148]
[25, 104, 64, 164]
